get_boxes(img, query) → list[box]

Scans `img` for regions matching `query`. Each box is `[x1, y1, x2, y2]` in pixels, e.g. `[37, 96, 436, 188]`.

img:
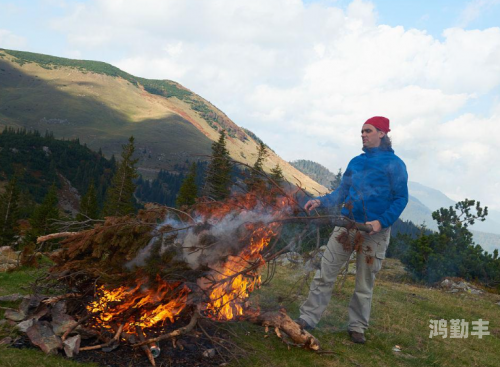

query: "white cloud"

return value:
[0, 29, 27, 49]
[51, 0, 500, 210]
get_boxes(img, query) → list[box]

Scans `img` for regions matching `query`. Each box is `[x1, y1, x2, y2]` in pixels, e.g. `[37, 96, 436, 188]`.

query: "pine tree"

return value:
[29, 183, 59, 238]
[403, 199, 492, 284]
[176, 163, 198, 207]
[203, 130, 232, 200]
[0, 177, 20, 246]
[247, 142, 268, 191]
[103, 136, 139, 217]
[77, 181, 99, 221]
[270, 163, 285, 187]
[330, 168, 343, 191]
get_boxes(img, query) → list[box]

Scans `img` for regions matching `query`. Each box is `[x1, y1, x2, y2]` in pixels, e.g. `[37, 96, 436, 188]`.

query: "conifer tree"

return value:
[77, 181, 99, 221]
[103, 136, 139, 217]
[247, 142, 268, 191]
[0, 177, 20, 245]
[330, 168, 343, 191]
[176, 163, 198, 208]
[29, 183, 59, 238]
[270, 163, 285, 187]
[403, 199, 493, 284]
[203, 130, 232, 200]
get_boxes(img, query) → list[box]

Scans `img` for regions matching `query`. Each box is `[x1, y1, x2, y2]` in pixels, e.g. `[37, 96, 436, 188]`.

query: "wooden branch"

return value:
[79, 323, 124, 352]
[136, 326, 156, 367]
[132, 312, 200, 348]
[37, 232, 79, 244]
[273, 216, 373, 232]
[79, 343, 108, 352]
[42, 293, 81, 305]
[247, 309, 320, 351]
[62, 313, 94, 341]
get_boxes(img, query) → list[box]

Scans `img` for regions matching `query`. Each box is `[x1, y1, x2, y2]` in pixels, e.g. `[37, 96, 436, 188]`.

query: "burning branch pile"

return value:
[5, 192, 329, 365]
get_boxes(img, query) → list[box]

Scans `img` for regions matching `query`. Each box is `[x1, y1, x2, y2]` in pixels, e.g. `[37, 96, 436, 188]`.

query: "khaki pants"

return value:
[299, 226, 390, 333]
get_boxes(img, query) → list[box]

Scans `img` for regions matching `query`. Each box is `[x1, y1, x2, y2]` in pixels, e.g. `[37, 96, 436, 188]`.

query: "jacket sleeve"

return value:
[316, 163, 352, 208]
[378, 159, 409, 228]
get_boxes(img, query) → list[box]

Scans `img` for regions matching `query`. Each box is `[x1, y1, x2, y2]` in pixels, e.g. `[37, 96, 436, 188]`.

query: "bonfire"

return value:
[3, 187, 372, 366]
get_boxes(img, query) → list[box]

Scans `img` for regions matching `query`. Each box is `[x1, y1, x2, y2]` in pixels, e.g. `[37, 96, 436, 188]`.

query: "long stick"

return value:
[272, 216, 373, 232]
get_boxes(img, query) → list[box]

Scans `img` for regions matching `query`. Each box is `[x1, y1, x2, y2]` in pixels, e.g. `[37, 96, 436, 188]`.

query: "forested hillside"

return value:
[0, 127, 114, 207]
[289, 159, 340, 188]
[135, 162, 207, 207]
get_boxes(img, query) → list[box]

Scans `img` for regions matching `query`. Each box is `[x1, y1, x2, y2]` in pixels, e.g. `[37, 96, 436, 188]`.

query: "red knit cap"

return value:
[364, 116, 390, 133]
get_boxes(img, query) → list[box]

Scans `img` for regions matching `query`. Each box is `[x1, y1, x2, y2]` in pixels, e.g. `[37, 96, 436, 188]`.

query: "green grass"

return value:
[228, 259, 500, 367]
[0, 266, 100, 367]
[0, 267, 47, 297]
[0, 347, 100, 367]
[1, 259, 499, 367]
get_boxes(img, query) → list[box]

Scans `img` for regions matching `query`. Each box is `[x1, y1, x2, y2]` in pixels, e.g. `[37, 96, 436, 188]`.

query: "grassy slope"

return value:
[0, 53, 213, 172]
[1, 259, 499, 367]
[0, 49, 325, 192]
[238, 260, 500, 367]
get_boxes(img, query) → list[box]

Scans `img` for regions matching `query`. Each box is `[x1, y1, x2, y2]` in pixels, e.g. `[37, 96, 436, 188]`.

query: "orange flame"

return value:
[201, 224, 279, 321]
[87, 277, 190, 333]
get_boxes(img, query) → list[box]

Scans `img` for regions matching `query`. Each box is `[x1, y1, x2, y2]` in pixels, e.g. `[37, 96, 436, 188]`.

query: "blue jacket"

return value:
[318, 147, 408, 228]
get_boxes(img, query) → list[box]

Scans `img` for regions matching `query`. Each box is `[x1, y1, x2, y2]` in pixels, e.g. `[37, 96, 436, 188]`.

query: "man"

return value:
[298, 116, 408, 344]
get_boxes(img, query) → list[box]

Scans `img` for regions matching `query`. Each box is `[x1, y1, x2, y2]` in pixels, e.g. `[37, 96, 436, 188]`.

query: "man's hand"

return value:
[304, 199, 321, 212]
[366, 220, 382, 235]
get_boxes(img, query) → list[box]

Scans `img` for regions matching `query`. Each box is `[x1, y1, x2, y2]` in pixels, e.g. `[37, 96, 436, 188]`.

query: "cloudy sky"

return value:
[1, 0, 500, 210]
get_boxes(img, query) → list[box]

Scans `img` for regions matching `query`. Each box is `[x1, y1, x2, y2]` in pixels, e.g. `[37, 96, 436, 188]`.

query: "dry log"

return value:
[248, 309, 320, 351]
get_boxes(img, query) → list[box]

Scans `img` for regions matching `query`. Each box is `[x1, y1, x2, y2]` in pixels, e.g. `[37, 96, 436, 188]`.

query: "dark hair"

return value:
[376, 129, 392, 150]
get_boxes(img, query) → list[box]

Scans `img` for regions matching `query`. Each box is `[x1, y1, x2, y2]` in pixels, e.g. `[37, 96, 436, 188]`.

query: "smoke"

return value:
[125, 216, 188, 270]
[180, 208, 284, 270]
[125, 201, 292, 271]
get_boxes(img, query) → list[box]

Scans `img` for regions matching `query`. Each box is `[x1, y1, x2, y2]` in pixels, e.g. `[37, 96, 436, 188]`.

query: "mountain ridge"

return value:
[0, 48, 326, 194]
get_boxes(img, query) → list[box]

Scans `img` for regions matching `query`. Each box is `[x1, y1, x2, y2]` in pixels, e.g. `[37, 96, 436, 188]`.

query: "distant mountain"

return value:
[470, 231, 500, 254]
[0, 48, 325, 193]
[400, 195, 437, 230]
[407, 181, 455, 212]
[405, 181, 500, 236]
[402, 182, 500, 252]
[289, 159, 340, 188]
